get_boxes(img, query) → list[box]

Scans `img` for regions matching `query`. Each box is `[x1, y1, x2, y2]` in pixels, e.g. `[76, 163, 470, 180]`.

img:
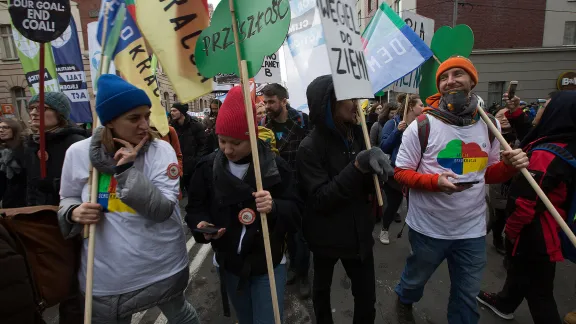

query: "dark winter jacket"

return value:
[185, 140, 302, 278]
[0, 222, 43, 324]
[0, 145, 27, 208]
[505, 108, 532, 143]
[263, 105, 310, 173]
[24, 126, 86, 206]
[171, 115, 207, 175]
[505, 91, 576, 262]
[379, 115, 402, 166]
[296, 75, 375, 259]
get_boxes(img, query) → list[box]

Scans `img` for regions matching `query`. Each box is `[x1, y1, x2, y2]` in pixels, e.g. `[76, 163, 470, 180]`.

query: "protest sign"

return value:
[255, 51, 281, 84]
[135, 0, 213, 103]
[51, 18, 92, 123]
[195, 0, 291, 79]
[362, 3, 433, 95]
[285, 0, 331, 92]
[9, 0, 71, 43]
[390, 11, 434, 94]
[283, 42, 309, 112]
[316, 0, 372, 100]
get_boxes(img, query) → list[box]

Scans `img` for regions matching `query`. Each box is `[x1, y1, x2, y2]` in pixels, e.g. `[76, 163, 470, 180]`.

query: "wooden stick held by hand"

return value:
[477, 108, 576, 249]
[357, 109, 384, 207]
[229, 1, 281, 323]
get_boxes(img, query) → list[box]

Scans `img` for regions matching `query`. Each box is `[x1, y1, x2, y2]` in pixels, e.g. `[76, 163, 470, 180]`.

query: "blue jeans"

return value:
[223, 264, 287, 324]
[395, 228, 487, 324]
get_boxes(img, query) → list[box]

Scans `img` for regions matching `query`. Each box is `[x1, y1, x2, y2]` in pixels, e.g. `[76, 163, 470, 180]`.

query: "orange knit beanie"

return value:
[436, 56, 478, 90]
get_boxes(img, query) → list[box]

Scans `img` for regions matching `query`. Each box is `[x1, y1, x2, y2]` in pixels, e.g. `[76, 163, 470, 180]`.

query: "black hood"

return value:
[306, 75, 336, 129]
[521, 91, 576, 148]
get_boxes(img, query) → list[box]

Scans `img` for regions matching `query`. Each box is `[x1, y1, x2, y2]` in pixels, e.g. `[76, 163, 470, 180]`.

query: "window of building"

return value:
[163, 92, 170, 110]
[173, 94, 178, 103]
[564, 21, 576, 45]
[0, 25, 18, 60]
[11, 87, 27, 118]
[358, 11, 361, 29]
[394, 0, 401, 14]
[368, 0, 372, 12]
[487, 81, 505, 108]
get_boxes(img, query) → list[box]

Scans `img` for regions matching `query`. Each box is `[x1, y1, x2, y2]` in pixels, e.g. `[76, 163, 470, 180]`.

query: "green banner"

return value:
[11, 28, 59, 95]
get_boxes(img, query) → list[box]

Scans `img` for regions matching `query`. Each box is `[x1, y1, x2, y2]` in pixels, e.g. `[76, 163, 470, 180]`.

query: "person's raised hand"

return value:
[502, 148, 529, 170]
[113, 135, 148, 166]
[437, 172, 472, 194]
[253, 190, 273, 214]
[71, 202, 103, 225]
[502, 93, 521, 112]
[397, 121, 408, 131]
[197, 221, 226, 241]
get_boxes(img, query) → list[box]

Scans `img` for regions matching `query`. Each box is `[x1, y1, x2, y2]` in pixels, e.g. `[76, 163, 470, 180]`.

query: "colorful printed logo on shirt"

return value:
[97, 174, 136, 213]
[437, 140, 488, 175]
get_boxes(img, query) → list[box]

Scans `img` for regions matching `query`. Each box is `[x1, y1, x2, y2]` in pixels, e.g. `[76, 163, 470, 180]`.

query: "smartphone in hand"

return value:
[193, 226, 221, 235]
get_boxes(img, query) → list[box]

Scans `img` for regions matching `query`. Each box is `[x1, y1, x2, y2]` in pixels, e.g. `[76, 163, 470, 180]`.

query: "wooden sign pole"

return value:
[357, 109, 384, 206]
[229, 1, 281, 323]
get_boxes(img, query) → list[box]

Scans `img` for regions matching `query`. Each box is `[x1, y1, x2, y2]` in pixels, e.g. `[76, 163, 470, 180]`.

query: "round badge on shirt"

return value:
[166, 163, 179, 179]
[37, 150, 49, 161]
[238, 208, 256, 225]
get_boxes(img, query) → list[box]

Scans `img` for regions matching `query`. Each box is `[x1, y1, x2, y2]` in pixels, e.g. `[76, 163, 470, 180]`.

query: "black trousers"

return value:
[312, 253, 376, 324]
[496, 255, 561, 324]
[381, 182, 404, 231]
[491, 209, 506, 246]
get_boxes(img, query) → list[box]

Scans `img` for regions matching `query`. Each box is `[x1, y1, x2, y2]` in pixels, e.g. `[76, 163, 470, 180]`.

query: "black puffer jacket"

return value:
[296, 75, 375, 259]
[186, 140, 302, 278]
[171, 115, 208, 175]
[0, 222, 43, 324]
[0, 145, 27, 208]
[24, 126, 86, 206]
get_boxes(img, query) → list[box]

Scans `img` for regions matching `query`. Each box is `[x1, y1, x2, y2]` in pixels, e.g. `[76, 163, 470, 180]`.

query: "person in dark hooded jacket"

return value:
[25, 92, 87, 207]
[296, 75, 393, 324]
[477, 91, 576, 324]
[186, 86, 302, 323]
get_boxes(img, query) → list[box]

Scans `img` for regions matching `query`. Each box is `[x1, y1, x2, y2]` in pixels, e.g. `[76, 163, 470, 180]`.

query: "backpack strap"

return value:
[416, 114, 430, 157]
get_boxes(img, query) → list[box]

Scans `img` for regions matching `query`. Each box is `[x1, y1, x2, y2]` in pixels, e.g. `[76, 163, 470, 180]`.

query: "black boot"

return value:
[396, 298, 415, 324]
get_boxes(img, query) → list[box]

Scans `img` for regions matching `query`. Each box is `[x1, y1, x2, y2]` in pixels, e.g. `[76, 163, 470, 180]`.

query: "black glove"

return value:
[355, 147, 394, 181]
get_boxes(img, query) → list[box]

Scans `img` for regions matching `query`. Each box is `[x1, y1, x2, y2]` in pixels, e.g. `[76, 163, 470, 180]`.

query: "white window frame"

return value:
[11, 87, 27, 119]
[488, 81, 505, 108]
[0, 25, 18, 60]
[564, 21, 576, 46]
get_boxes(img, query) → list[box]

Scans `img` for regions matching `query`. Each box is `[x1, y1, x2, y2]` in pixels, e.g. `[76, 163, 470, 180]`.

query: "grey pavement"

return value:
[44, 200, 576, 324]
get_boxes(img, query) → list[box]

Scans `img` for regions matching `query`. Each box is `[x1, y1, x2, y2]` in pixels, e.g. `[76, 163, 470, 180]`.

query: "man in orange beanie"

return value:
[391, 56, 529, 324]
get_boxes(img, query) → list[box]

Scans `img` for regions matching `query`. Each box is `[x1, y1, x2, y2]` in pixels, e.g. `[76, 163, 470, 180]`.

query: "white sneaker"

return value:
[379, 230, 390, 245]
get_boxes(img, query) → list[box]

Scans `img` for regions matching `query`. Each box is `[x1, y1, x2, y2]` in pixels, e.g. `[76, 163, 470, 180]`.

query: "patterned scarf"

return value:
[425, 92, 480, 126]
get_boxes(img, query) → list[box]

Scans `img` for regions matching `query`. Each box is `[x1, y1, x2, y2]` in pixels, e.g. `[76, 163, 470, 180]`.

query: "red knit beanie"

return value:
[216, 86, 258, 141]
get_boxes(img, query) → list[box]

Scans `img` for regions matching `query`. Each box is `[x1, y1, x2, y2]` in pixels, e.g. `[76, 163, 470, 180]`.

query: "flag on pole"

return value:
[11, 29, 59, 95]
[51, 18, 92, 123]
[135, 0, 212, 104]
[362, 4, 433, 95]
[96, 0, 169, 136]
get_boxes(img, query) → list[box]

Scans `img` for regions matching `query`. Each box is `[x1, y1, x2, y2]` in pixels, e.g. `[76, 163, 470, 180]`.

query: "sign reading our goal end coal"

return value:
[316, 0, 373, 100]
[9, 0, 71, 43]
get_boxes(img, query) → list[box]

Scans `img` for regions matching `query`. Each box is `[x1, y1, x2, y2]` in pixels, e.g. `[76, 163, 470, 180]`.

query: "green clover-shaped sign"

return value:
[195, 0, 290, 79]
[419, 25, 475, 101]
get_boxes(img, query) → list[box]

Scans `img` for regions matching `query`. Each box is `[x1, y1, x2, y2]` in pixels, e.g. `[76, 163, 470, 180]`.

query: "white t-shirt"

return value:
[61, 139, 189, 296]
[395, 115, 501, 239]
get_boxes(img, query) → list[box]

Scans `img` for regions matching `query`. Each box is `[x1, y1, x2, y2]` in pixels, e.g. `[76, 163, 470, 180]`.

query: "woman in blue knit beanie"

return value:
[58, 74, 200, 323]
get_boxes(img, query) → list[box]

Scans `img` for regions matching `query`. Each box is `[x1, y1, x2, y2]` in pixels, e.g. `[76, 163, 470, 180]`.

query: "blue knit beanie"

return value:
[96, 74, 152, 124]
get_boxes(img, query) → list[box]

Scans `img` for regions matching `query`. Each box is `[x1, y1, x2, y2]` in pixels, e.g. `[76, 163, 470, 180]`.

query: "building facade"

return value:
[357, 0, 576, 104]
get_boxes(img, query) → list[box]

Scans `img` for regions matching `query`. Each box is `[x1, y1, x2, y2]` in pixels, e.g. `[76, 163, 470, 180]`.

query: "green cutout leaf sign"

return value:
[419, 25, 475, 101]
[195, 0, 291, 79]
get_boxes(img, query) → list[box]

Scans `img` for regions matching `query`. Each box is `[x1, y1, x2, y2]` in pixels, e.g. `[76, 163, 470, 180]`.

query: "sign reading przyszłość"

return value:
[9, 0, 71, 43]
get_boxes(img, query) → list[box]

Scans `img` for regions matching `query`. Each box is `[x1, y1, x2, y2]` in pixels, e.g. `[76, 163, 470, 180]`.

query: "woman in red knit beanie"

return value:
[185, 86, 303, 323]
